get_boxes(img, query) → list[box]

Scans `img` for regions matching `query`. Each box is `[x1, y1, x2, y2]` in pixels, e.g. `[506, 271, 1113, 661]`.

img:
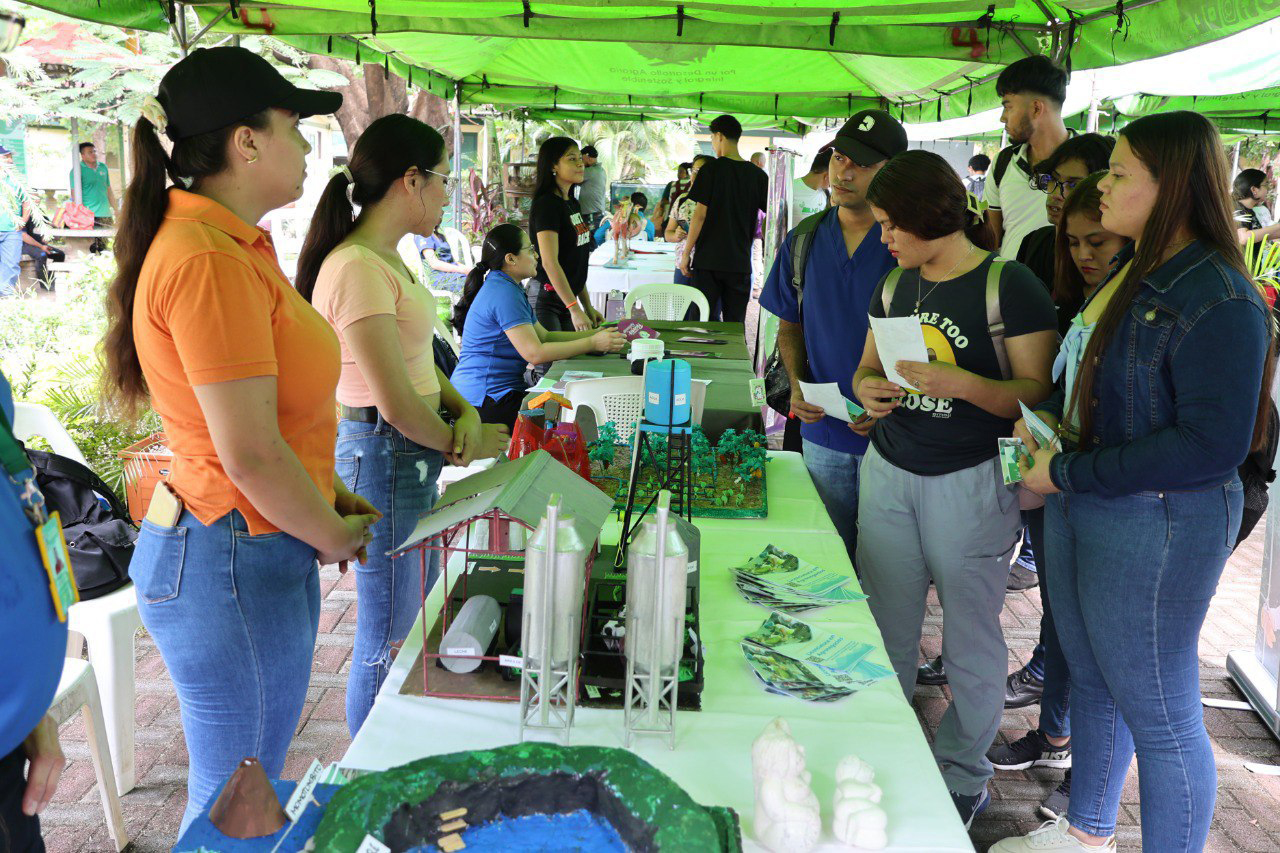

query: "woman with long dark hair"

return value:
[851, 149, 1058, 829]
[666, 153, 713, 285]
[450, 223, 624, 427]
[102, 47, 375, 834]
[295, 114, 509, 735]
[531, 136, 601, 332]
[986, 171, 1132, 821]
[996, 112, 1273, 853]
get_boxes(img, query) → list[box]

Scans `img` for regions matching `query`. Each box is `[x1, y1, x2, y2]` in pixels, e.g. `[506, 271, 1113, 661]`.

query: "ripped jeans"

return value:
[336, 416, 443, 736]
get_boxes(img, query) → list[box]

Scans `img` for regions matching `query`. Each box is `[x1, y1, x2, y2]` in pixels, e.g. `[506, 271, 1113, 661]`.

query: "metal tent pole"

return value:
[452, 81, 463, 229]
[70, 118, 82, 205]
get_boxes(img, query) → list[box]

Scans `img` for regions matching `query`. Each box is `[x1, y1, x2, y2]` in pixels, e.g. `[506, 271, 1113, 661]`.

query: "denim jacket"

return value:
[1038, 241, 1269, 496]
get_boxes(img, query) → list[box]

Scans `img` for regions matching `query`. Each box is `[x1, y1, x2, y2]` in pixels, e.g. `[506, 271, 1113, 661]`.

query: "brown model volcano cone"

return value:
[209, 757, 288, 838]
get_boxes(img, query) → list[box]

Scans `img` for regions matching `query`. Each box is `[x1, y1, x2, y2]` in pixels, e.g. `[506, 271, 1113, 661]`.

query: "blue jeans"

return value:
[131, 510, 320, 835]
[802, 439, 861, 568]
[335, 417, 443, 736]
[1046, 481, 1241, 848]
[1027, 506, 1070, 739]
[0, 230, 21, 296]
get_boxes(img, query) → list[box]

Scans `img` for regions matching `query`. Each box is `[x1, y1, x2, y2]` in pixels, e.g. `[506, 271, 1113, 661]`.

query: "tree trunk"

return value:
[306, 55, 453, 152]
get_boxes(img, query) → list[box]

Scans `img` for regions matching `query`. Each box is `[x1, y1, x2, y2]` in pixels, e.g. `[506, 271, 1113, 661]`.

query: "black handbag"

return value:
[23, 448, 135, 600]
[762, 208, 833, 416]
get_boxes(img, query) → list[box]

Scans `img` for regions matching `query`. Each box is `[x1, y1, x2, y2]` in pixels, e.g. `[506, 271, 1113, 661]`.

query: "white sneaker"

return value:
[989, 818, 1117, 851]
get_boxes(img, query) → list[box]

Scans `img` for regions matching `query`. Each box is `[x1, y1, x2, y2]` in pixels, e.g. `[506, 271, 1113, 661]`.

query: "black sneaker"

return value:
[917, 655, 947, 686]
[951, 787, 990, 830]
[1039, 770, 1072, 820]
[987, 730, 1072, 771]
[1007, 563, 1038, 592]
[1005, 666, 1045, 708]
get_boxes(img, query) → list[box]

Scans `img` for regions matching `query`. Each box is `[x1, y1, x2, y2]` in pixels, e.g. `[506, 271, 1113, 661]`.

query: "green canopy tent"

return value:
[20, 1, 1280, 128]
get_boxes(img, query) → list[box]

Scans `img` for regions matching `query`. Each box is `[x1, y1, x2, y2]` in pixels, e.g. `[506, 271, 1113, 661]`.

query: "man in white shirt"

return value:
[986, 56, 1071, 260]
[789, 149, 831, 228]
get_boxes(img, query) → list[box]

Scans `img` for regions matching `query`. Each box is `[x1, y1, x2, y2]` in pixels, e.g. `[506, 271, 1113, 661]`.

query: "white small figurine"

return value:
[832, 755, 888, 850]
[752, 718, 820, 852]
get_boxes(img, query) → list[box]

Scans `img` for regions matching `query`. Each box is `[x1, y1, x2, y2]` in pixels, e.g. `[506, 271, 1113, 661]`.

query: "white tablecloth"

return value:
[585, 241, 678, 308]
[341, 451, 974, 852]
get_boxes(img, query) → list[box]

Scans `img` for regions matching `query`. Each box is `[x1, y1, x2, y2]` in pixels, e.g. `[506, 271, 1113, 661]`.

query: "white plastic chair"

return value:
[561, 375, 708, 444]
[50, 656, 129, 851]
[12, 402, 141, 795]
[396, 234, 426, 285]
[623, 283, 710, 322]
[442, 226, 474, 267]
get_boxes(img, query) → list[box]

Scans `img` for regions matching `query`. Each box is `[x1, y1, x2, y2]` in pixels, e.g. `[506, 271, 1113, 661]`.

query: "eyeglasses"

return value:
[1031, 173, 1083, 196]
[422, 167, 454, 191]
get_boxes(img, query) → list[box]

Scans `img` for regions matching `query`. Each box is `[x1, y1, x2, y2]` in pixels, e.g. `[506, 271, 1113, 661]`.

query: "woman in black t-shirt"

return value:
[530, 137, 601, 333]
[851, 150, 1058, 827]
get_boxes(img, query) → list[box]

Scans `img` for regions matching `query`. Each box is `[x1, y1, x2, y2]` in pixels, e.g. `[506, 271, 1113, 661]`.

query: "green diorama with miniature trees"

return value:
[588, 422, 768, 519]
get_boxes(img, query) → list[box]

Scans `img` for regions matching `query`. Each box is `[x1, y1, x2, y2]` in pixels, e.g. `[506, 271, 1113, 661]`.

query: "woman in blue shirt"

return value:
[1000, 112, 1273, 853]
[451, 224, 624, 427]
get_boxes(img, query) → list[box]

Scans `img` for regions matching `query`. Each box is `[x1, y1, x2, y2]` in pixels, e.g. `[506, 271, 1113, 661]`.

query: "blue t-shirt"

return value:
[451, 270, 538, 405]
[414, 233, 454, 264]
[759, 212, 896, 455]
[0, 371, 68, 755]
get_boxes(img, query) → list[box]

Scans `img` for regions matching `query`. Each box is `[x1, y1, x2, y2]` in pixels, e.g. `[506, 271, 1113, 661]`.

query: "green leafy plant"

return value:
[460, 168, 512, 246]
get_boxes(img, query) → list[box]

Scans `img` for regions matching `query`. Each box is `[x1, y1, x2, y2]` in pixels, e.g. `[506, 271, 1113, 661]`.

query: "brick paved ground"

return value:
[39, 521, 1280, 851]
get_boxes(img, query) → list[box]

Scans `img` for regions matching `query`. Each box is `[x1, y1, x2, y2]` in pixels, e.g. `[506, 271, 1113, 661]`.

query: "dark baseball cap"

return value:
[158, 46, 342, 141]
[0, 145, 10, 156]
[822, 109, 908, 167]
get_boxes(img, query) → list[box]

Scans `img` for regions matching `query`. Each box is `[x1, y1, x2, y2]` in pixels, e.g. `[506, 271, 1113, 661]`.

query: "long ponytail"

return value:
[294, 168, 356, 302]
[295, 114, 446, 302]
[452, 222, 526, 335]
[103, 109, 269, 418]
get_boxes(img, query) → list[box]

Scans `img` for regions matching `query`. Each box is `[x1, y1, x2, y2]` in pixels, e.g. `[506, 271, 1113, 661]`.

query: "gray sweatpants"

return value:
[856, 443, 1021, 796]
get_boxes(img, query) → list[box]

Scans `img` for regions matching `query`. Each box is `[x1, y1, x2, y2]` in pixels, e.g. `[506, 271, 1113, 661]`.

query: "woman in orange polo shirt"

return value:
[296, 114, 509, 735]
[101, 47, 375, 835]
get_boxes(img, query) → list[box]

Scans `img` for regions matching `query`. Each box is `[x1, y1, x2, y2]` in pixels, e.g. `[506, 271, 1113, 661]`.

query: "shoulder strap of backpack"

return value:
[993, 144, 1018, 187]
[789, 207, 834, 316]
[986, 258, 1011, 381]
[881, 266, 905, 316]
[23, 447, 132, 522]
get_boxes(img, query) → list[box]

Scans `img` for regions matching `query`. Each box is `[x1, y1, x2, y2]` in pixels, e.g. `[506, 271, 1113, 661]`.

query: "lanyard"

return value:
[0, 404, 46, 525]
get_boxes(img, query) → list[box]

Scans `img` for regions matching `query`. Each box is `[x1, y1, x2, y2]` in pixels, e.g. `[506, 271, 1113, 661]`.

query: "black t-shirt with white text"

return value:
[868, 255, 1057, 475]
[688, 157, 768, 274]
[1236, 203, 1262, 232]
[530, 193, 591, 296]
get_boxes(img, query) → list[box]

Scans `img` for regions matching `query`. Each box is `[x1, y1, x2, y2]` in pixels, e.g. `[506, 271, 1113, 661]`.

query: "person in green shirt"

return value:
[72, 142, 118, 223]
[0, 145, 29, 297]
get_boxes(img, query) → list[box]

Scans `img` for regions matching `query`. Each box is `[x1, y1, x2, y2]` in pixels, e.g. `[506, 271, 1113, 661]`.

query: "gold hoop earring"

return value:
[246, 155, 258, 164]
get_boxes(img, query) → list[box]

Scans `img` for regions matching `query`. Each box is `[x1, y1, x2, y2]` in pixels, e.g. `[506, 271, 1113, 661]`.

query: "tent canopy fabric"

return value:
[21, 1, 1280, 130]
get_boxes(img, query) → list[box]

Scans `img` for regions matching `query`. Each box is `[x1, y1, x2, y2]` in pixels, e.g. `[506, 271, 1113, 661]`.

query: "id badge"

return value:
[36, 511, 78, 621]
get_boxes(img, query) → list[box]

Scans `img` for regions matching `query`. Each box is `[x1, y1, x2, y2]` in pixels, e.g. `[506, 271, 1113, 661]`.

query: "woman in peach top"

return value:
[101, 48, 376, 835]
[296, 114, 509, 734]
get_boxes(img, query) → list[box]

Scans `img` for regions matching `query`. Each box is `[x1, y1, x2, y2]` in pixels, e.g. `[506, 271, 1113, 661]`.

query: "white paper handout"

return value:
[869, 315, 930, 391]
[797, 381, 864, 423]
[1018, 401, 1063, 452]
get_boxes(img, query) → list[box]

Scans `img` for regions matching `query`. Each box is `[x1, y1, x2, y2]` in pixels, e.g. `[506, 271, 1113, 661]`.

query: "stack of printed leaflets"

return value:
[741, 612, 895, 702]
[731, 545, 867, 612]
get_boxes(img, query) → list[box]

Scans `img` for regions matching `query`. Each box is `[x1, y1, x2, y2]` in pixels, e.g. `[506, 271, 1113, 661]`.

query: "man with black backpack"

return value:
[987, 56, 1072, 260]
[759, 110, 906, 566]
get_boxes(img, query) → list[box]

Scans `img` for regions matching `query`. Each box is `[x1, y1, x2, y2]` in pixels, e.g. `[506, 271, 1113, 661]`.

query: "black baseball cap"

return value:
[158, 46, 342, 141]
[822, 109, 907, 167]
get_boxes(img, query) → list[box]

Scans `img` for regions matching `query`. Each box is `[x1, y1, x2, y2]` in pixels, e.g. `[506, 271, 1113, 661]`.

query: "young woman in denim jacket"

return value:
[996, 112, 1273, 853]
